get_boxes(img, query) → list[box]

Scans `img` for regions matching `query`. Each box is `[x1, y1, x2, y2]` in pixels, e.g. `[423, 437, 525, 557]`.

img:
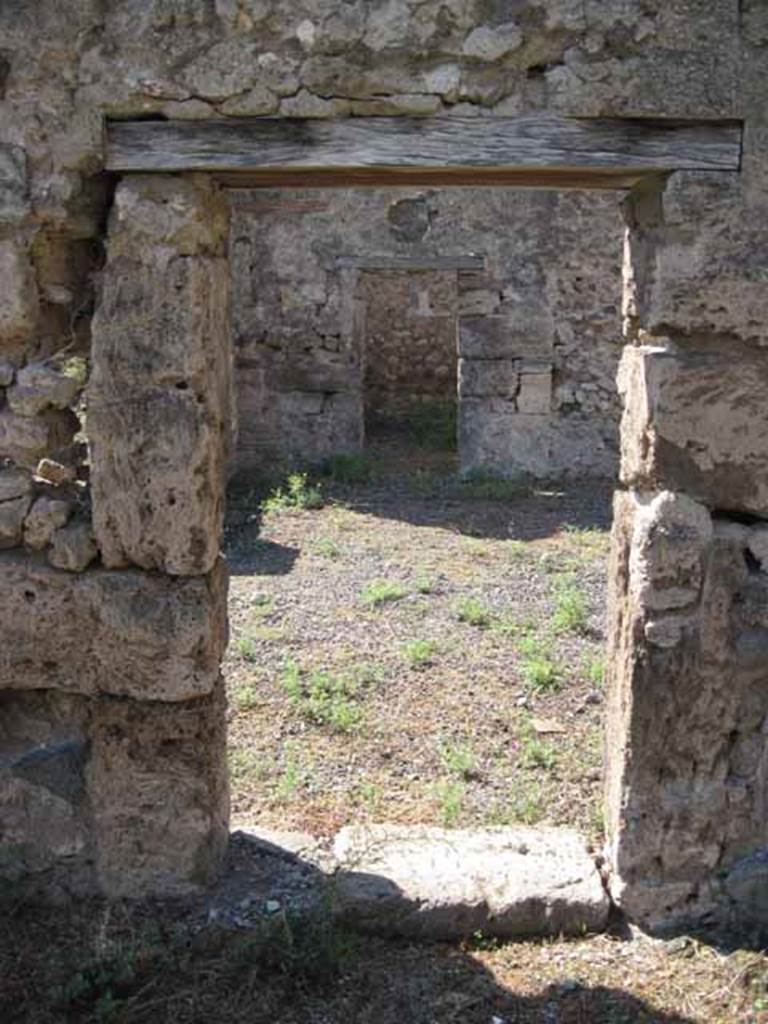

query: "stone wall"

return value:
[230, 186, 623, 477]
[1, 0, 767, 940]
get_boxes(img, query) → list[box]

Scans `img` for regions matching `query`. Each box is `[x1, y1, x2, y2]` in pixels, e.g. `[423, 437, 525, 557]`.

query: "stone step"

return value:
[331, 824, 609, 939]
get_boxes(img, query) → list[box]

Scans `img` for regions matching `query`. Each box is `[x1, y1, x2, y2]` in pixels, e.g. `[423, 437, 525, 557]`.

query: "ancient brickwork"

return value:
[230, 186, 622, 476]
[1, 0, 766, 940]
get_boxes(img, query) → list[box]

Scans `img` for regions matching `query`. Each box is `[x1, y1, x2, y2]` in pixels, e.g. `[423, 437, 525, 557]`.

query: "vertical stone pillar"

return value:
[605, 160, 768, 935]
[86, 175, 232, 896]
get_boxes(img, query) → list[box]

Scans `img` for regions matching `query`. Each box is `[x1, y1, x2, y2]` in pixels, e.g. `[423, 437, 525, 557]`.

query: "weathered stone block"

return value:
[458, 358, 517, 398]
[0, 690, 94, 898]
[0, 464, 32, 502]
[517, 366, 552, 414]
[332, 824, 608, 938]
[459, 315, 553, 360]
[0, 551, 227, 701]
[89, 182, 231, 575]
[0, 494, 31, 548]
[23, 496, 72, 550]
[7, 363, 80, 416]
[0, 238, 38, 345]
[605, 491, 768, 932]
[47, 520, 97, 571]
[459, 400, 615, 480]
[0, 145, 28, 224]
[618, 341, 768, 516]
[0, 408, 78, 468]
[87, 683, 229, 898]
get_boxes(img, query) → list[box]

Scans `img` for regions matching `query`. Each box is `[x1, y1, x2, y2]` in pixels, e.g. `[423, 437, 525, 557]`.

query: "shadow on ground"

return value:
[337, 480, 615, 542]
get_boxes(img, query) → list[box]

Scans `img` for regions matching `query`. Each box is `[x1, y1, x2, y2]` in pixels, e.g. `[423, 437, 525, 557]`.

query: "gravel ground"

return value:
[224, 459, 613, 844]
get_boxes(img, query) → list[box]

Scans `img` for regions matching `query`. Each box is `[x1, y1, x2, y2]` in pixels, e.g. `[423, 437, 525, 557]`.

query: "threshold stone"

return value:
[331, 824, 609, 939]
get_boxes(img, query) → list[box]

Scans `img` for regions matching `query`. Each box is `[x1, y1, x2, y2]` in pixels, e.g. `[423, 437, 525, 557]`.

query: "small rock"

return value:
[265, 899, 281, 914]
[35, 457, 77, 485]
[0, 493, 31, 548]
[0, 464, 32, 502]
[664, 935, 695, 957]
[7, 363, 80, 417]
[24, 496, 72, 550]
[0, 359, 15, 387]
[47, 521, 98, 571]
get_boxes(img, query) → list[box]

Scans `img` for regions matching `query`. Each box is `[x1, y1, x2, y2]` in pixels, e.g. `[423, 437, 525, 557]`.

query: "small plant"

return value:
[262, 473, 323, 514]
[414, 575, 436, 594]
[438, 740, 476, 780]
[455, 595, 492, 627]
[228, 748, 267, 781]
[551, 576, 589, 635]
[585, 653, 605, 687]
[506, 539, 530, 563]
[326, 453, 375, 484]
[281, 660, 369, 732]
[354, 780, 383, 817]
[509, 782, 544, 825]
[360, 579, 408, 608]
[459, 470, 526, 501]
[231, 682, 259, 711]
[313, 536, 342, 559]
[434, 778, 464, 826]
[276, 748, 305, 801]
[250, 593, 275, 616]
[520, 722, 558, 772]
[235, 634, 258, 663]
[401, 638, 437, 669]
[517, 634, 561, 692]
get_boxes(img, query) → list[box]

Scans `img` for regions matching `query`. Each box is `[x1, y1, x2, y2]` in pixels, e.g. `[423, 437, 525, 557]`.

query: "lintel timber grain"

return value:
[106, 116, 742, 190]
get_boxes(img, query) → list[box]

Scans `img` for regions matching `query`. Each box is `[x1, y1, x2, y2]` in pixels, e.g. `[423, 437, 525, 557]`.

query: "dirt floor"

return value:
[225, 454, 611, 843]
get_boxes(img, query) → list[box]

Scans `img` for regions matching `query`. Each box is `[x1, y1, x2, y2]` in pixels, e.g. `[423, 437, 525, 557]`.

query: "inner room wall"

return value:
[229, 186, 623, 480]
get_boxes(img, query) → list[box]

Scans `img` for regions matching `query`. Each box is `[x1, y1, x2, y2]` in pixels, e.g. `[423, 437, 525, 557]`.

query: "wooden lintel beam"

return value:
[105, 116, 741, 189]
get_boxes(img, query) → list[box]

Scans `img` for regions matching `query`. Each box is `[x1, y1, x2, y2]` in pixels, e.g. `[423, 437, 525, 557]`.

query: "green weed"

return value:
[401, 638, 437, 669]
[551, 576, 589, 635]
[517, 634, 561, 692]
[458, 470, 527, 501]
[231, 682, 259, 712]
[326, 453, 376, 484]
[438, 741, 476, 780]
[360, 579, 408, 608]
[262, 473, 323, 514]
[434, 778, 464, 826]
[235, 635, 259, 663]
[455, 595, 492, 627]
[520, 723, 558, 772]
[228, 748, 267, 782]
[281, 660, 372, 732]
[312, 537, 342, 559]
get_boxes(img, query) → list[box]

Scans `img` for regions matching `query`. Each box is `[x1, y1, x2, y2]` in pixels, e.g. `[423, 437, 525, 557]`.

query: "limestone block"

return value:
[458, 358, 517, 398]
[625, 173, 768, 342]
[618, 341, 768, 516]
[459, 315, 552, 360]
[89, 209, 231, 574]
[219, 86, 278, 116]
[7, 363, 81, 416]
[87, 684, 229, 898]
[0, 360, 15, 386]
[106, 176, 228, 260]
[462, 23, 523, 62]
[47, 521, 97, 571]
[0, 464, 32, 502]
[605, 491, 768, 932]
[0, 144, 28, 224]
[0, 551, 228, 701]
[0, 690, 94, 897]
[459, 400, 615, 481]
[279, 89, 350, 119]
[332, 825, 609, 938]
[349, 94, 441, 116]
[0, 238, 38, 344]
[23, 496, 72, 550]
[0, 408, 79, 468]
[517, 367, 552, 414]
[0, 494, 31, 548]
